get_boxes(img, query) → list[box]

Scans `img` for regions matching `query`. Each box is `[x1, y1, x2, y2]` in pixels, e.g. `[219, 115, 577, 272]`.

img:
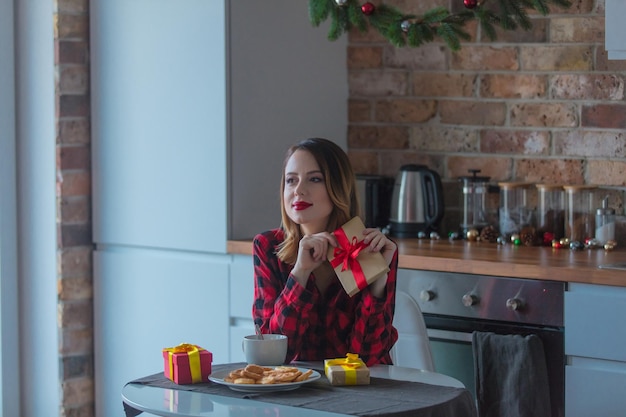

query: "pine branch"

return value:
[475, 8, 500, 41]
[327, 5, 343, 40]
[348, 3, 367, 32]
[309, 0, 573, 51]
[528, 0, 550, 15]
[308, 0, 330, 27]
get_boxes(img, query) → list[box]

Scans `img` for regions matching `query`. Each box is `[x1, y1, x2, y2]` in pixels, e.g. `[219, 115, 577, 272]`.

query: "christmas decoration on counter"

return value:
[466, 228, 479, 241]
[569, 240, 585, 250]
[479, 225, 498, 243]
[604, 240, 617, 251]
[311, 0, 572, 51]
[551, 239, 563, 249]
[519, 226, 538, 246]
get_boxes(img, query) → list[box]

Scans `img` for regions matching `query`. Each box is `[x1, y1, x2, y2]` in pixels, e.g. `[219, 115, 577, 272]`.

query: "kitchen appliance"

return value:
[458, 169, 493, 235]
[356, 174, 394, 229]
[397, 269, 565, 417]
[388, 164, 444, 238]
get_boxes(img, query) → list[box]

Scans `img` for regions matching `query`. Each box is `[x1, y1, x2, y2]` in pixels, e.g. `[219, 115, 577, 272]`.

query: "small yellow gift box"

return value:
[324, 353, 370, 386]
[327, 216, 390, 297]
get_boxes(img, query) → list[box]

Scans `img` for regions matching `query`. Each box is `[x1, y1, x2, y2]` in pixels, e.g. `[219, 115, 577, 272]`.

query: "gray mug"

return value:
[242, 334, 288, 365]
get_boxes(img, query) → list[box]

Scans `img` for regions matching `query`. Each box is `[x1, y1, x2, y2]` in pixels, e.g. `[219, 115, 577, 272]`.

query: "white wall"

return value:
[228, 1, 348, 240]
[0, 0, 20, 415]
[606, 0, 626, 59]
[14, 0, 60, 415]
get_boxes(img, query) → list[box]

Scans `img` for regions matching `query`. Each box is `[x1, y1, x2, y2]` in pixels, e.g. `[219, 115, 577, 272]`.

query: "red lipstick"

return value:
[292, 201, 312, 210]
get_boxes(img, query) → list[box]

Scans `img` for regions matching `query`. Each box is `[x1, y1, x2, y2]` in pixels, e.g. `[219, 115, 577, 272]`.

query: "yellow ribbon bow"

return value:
[163, 343, 204, 383]
[325, 353, 364, 385]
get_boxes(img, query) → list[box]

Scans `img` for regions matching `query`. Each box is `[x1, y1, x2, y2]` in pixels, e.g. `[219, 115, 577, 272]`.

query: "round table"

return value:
[122, 363, 475, 417]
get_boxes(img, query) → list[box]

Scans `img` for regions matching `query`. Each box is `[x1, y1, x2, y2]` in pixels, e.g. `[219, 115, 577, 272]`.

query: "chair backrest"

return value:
[390, 290, 436, 371]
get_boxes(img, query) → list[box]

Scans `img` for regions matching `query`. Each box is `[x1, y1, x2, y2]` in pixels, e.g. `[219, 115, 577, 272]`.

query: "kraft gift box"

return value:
[324, 353, 370, 386]
[327, 216, 390, 297]
[162, 343, 212, 384]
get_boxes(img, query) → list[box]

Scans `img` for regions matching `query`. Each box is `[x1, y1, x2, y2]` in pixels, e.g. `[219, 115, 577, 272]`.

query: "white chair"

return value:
[390, 290, 436, 372]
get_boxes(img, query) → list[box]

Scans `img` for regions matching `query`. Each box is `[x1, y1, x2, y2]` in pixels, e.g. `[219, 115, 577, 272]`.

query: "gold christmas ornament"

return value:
[466, 229, 479, 241]
[604, 240, 617, 251]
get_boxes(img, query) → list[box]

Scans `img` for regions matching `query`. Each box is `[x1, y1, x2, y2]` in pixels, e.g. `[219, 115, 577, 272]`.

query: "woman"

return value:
[252, 138, 398, 366]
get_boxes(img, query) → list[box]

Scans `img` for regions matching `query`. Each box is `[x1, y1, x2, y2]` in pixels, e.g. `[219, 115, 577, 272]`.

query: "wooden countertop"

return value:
[228, 239, 626, 287]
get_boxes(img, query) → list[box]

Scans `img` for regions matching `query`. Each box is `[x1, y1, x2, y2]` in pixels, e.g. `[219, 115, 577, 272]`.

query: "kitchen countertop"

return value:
[227, 239, 626, 287]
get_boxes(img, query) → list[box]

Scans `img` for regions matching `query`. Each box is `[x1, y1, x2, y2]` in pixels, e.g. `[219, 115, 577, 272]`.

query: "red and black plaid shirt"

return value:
[252, 228, 398, 366]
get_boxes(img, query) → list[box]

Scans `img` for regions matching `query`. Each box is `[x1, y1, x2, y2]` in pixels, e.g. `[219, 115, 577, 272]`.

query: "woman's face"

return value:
[283, 149, 333, 235]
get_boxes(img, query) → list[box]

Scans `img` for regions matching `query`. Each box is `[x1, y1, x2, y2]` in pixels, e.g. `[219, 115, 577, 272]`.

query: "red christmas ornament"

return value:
[361, 2, 375, 15]
[464, 0, 478, 9]
[543, 232, 555, 246]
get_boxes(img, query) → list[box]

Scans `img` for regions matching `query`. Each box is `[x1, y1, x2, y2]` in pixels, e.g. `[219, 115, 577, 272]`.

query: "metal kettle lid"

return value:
[399, 164, 428, 171]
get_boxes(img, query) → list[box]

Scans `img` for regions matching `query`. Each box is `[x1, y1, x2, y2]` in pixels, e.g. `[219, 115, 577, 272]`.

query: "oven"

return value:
[397, 269, 565, 417]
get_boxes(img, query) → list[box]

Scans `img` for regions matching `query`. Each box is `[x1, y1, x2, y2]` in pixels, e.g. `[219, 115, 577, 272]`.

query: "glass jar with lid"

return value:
[458, 169, 492, 235]
[563, 185, 597, 243]
[535, 184, 565, 245]
[498, 182, 535, 241]
[595, 195, 616, 245]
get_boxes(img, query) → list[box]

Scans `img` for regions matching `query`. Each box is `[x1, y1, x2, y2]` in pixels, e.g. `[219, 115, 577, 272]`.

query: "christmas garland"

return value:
[309, 0, 572, 51]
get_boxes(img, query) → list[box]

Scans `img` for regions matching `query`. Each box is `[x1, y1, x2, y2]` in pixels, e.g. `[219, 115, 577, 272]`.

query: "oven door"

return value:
[424, 315, 565, 417]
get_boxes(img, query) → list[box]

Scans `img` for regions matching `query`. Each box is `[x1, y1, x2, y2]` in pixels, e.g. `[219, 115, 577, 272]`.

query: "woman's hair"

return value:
[277, 138, 360, 264]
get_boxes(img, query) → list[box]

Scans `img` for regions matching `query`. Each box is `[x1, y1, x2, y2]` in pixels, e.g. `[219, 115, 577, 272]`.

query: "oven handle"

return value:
[427, 328, 474, 343]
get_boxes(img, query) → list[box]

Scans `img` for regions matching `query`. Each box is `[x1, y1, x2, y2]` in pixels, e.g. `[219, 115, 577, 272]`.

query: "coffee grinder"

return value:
[458, 169, 493, 238]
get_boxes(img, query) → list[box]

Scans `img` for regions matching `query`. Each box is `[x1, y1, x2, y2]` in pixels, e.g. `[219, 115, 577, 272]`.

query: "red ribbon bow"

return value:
[330, 228, 369, 291]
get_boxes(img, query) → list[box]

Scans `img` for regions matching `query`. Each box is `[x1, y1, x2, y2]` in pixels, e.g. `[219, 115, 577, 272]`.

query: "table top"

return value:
[122, 363, 475, 417]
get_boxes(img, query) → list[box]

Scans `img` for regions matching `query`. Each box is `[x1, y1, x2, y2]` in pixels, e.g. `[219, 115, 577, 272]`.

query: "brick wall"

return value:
[346, 0, 626, 239]
[55, 0, 94, 416]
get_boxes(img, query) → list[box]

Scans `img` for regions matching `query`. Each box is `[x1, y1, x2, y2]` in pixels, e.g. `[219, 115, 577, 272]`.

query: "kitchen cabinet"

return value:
[91, 2, 228, 416]
[93, 249, 230, 416]
[564, 283, 626, 416]
[90, 1, 346, 416]
[91, 0, 228, 253]
[229, 254, 255, 362]
[605, 0, 626, 60]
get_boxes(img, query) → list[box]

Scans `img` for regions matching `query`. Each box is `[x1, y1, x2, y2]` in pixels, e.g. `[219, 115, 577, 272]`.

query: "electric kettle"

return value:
[388, 164, 444, 238]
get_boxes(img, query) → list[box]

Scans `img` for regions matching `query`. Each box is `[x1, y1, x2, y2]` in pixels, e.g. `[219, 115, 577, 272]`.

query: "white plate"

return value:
[209, 367, 321, 392]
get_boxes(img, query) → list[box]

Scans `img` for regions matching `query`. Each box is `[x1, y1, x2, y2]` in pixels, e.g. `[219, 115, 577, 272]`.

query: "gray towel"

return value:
[472, 332, 551, 417]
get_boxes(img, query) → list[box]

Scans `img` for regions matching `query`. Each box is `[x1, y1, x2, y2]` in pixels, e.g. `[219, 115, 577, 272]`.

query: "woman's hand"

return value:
[362, 228, 397, 266]
[362, 228, 397, 298]
[291, 232, 337, 286]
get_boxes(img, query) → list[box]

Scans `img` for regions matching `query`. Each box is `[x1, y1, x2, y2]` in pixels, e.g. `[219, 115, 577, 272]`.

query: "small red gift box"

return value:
[327, 216, 390, 297]
[162, 343, 212, 384]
